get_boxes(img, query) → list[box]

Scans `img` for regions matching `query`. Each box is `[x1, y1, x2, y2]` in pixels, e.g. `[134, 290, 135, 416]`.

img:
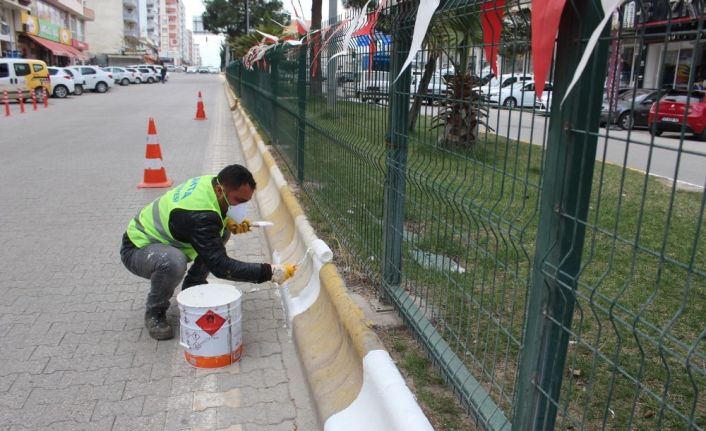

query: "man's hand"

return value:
[225, 218, 251, 234]
[271, 264, 297, 284]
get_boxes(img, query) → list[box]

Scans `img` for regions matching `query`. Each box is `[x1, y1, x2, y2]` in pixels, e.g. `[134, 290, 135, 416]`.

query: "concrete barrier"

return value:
[224, 83, 434, 431]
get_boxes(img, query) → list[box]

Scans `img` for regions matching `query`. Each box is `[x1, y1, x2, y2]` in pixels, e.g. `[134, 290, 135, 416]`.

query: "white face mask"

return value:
[227, 202, 248, 223]
[218, 180, 250, 223]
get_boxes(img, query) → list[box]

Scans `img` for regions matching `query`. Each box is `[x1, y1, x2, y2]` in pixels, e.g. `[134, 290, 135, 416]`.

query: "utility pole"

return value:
[326, 0, 337, 107]
[245, 0, 250, 34]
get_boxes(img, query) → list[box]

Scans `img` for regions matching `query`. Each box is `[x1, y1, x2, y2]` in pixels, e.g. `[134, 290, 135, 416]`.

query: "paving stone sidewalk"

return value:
[0, 74, 318, 431]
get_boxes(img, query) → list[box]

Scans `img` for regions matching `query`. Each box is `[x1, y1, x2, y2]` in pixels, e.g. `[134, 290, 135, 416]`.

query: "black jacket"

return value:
[122, 208, 272, 283]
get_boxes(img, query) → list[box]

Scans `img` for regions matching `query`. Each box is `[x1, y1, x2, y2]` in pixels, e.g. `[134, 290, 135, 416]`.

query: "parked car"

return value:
[47, 66, 76, 98]
[66, 66, 113, 93]
[208, 66, 220, 74]
[61, 67, 84, 95]
[136, 67, 157, 83]
[358, 71, 390, 103]
[0, 58, 52, 102]
[186, 66, 198, 74]
[123, 67, 143, 84]
[648, 90, 706, 140]
[410, 72, 448, 105]
[103, 66, 132, 86]
[490, 80, 553, 108]
[197, 66, 210, 74]
[482, 73, 534, 100]
[600, 89, 664, 130]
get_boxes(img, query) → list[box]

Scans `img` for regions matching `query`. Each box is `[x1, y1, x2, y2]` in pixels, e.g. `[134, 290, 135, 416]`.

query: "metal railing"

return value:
[226, 1, 706, 429]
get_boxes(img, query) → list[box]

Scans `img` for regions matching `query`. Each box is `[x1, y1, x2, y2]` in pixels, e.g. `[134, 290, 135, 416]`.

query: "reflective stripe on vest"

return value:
[126, 175, 224, 260]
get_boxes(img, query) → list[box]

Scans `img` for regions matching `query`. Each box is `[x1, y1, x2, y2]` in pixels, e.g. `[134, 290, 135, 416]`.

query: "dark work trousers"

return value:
[120, 231, 230, 315]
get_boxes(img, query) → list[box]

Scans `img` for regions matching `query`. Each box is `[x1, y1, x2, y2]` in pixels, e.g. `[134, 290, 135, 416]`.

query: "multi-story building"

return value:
[84, 0, 158, 65]
[144, 0, 159, 50]
[181, 28, 192, 65]
[192, 41, 201, 66]
[0, 0, 30, 58]
[158, 0, 183, 65]
[12, 0, 93, 65]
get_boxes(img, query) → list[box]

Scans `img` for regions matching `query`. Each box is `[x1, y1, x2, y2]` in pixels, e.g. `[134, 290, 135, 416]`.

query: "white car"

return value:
[490, 80, 553, 108]
[482, 73, 534, 101]
[47, 67, 76, 98]
[123, 67, 143, 84]
[135, 66, 158, 83]
[67, 66, 114, 93]
[103, 66, 132, 86]
[186, 66, 198, 74]
[61, 67, 85, 95]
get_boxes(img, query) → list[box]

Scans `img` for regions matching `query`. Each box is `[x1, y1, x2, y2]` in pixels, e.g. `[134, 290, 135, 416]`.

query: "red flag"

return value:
[352, 11, 381, 77]
[480, 0, 505, 77]
[532, 0, 566, 99]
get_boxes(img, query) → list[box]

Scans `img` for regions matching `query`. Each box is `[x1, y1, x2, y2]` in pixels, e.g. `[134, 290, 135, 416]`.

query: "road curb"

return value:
[224, 83, 433, 431]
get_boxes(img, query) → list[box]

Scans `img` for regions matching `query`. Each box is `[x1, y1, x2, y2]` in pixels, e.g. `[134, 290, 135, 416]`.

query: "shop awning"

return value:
[26, 34, 82, 59]
[64, 44, 89, 62]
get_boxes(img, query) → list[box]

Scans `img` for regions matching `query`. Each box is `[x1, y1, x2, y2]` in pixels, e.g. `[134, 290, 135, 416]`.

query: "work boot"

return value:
[144, 311, 173, 340]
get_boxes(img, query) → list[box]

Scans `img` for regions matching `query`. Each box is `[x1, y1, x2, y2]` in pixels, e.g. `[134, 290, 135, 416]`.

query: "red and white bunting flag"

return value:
[480, 0, 505, 78]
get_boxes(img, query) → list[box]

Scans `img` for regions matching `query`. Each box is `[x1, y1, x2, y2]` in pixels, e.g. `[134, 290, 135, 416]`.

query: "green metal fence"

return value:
[226, 1, 706, 429]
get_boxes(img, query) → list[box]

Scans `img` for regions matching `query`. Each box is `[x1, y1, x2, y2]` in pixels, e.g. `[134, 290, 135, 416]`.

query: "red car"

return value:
[648, 90, 706, 140]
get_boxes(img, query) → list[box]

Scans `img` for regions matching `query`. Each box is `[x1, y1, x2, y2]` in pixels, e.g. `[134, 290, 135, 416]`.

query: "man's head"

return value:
[214, 164, 256, 212]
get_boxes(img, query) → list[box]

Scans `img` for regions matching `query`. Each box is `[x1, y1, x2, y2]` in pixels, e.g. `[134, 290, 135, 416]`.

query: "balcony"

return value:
[123, 0, 137, 8]
[124, 26, 139, 41]
[123, 10, 138, 24]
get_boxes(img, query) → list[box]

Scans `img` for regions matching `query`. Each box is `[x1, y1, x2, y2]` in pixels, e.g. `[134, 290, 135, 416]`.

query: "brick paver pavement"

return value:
[0, 74, 318, 430]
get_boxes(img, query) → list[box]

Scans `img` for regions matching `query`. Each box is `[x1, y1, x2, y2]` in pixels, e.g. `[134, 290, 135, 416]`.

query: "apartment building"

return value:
[158, 0, 183, 65]
[84, 0, 158, 65]
[11, 0, 92, 65]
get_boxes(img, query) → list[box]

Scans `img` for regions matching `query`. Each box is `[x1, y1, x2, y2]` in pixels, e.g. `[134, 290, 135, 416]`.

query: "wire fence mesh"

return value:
[226, 0, 706, 429]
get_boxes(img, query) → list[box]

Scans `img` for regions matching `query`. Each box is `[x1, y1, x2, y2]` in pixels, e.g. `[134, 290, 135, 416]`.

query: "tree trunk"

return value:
[310, 0, 323, 98]
[408, 51, 439, 132]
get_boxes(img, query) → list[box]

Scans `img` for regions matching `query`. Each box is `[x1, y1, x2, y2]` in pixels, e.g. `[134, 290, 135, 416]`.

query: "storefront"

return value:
[636, 1, 706, 90]
[18, 10, 87, 65]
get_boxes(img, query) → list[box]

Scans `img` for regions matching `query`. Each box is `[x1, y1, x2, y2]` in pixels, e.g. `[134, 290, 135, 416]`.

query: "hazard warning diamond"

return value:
[195, 310, 226, 336]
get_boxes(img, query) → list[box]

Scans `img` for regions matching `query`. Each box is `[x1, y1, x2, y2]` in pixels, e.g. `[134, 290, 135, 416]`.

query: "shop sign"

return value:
[59, 28, 72, 45]
[21, 12, 39, 36]
[38, 19, 60, 42]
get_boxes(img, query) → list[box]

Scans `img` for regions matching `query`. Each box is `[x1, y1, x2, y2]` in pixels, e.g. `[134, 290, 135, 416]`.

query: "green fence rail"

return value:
[226, 0, 706, 429]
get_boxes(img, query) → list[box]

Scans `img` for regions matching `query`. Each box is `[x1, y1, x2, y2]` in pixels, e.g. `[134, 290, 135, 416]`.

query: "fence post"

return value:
[269, 48, 280, 144]
[297, 43, 307, 184]
[381, 3, 412, 299]
[513, 2, 611, 430]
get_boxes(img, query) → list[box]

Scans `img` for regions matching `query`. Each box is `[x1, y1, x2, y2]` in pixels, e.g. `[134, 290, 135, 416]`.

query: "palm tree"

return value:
[428, 5, 488, 148]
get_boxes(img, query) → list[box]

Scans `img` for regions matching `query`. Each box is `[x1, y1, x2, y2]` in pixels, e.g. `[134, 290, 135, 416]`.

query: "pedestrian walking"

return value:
[160, 64, 168, 83]
[120, 164, 297, 340]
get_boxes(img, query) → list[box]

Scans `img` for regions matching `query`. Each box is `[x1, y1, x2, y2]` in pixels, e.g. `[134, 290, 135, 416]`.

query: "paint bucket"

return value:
[176, 284, 243, 368]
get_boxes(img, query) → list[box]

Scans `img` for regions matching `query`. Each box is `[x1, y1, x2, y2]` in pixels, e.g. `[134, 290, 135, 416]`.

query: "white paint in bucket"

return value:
[176, 284, 243, 368]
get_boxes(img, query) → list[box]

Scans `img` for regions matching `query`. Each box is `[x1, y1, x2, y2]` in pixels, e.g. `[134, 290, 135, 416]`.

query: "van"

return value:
[0, 58, 52, 102]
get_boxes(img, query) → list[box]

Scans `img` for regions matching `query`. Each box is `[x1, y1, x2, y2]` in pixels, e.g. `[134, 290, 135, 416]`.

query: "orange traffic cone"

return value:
[195, 91, 207, 120]
[137, 118, 173, 188]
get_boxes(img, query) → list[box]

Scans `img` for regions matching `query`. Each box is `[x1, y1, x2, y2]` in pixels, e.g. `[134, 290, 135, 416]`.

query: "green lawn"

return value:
[246, 92, 705, 430]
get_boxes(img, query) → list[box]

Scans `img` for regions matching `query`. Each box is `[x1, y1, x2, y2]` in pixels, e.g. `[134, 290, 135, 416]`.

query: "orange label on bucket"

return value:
[195, 310, 226, 336]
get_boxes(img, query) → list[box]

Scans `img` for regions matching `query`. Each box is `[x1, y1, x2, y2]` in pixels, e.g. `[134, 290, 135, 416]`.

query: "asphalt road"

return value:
[415, 102, 706, 188]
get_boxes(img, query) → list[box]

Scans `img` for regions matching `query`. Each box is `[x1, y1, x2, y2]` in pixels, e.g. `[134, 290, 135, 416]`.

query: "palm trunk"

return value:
[408, 51, 439, 132]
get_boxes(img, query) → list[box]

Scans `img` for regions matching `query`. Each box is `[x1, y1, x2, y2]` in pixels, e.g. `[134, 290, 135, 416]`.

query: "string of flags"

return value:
[241, 0, 621, 103]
